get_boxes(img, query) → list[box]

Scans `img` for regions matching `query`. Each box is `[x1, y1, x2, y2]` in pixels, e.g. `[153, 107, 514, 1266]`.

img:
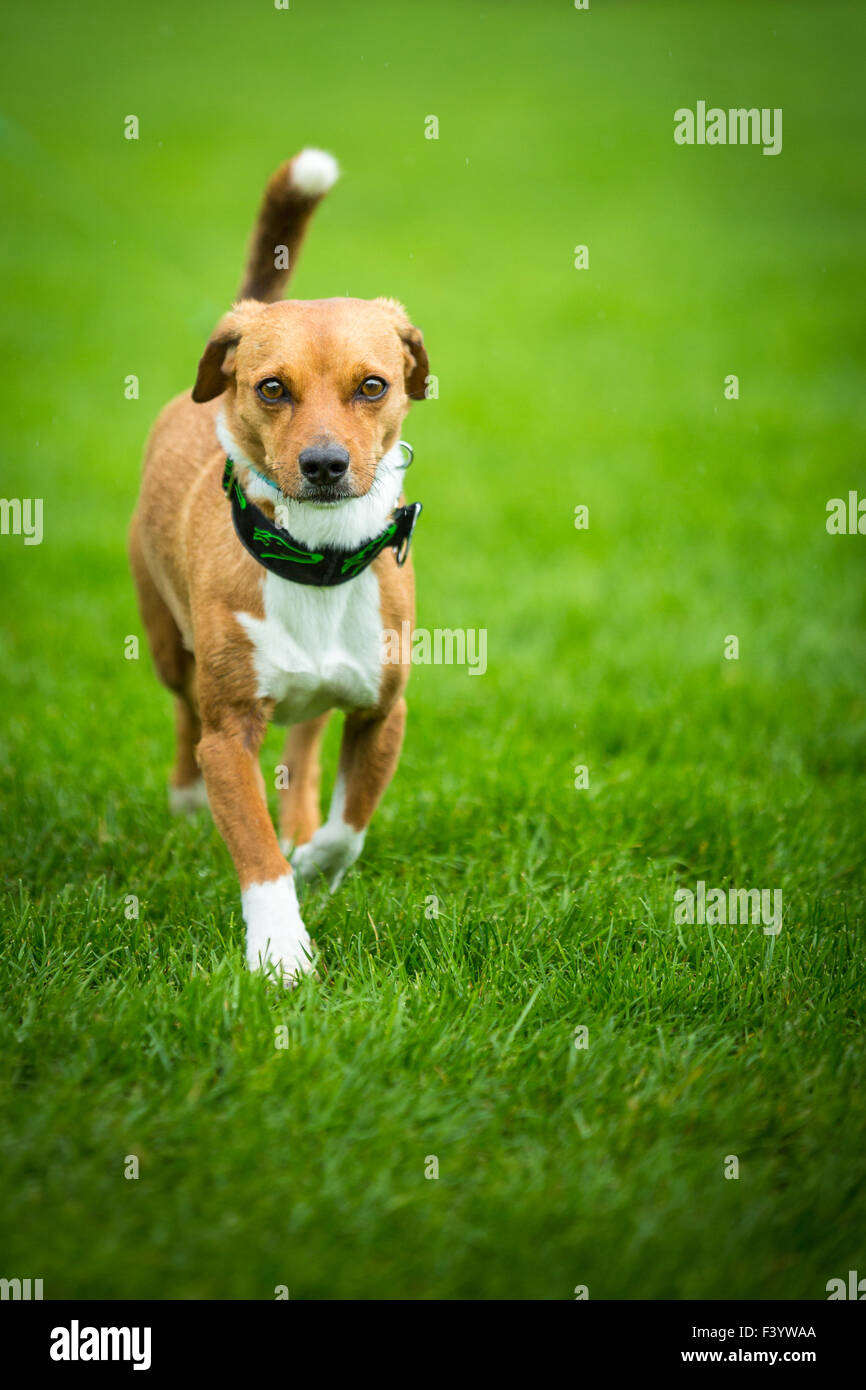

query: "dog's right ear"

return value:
[192, 301, 262, 403]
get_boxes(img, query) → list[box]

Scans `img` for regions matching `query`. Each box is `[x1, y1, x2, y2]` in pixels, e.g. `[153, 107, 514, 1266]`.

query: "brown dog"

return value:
[129, 149, 428, 982]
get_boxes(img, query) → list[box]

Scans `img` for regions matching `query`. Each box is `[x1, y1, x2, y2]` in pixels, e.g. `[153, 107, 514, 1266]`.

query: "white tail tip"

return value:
[290, 148, 339, 197]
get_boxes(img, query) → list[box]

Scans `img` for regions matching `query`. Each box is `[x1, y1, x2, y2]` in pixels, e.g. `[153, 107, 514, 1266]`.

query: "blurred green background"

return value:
[0, 0, 864, 1299]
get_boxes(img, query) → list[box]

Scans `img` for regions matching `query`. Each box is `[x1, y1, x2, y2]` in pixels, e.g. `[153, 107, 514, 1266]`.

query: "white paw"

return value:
[242, 874, 314, 986]
[292, 821, 365, 893]
[169, 777, 209, 815]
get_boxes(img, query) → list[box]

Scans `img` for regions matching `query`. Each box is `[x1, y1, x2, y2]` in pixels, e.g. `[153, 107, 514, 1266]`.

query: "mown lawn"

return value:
[0, 0, 864, 1298]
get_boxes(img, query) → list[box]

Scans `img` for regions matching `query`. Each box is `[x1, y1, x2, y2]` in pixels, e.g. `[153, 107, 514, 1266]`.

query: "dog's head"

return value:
[192, 296, 428, 503]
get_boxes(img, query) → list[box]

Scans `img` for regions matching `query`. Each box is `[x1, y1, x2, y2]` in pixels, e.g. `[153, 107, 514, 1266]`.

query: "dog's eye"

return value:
[257, 378, 288, 402]
[357, 376, 388, 400]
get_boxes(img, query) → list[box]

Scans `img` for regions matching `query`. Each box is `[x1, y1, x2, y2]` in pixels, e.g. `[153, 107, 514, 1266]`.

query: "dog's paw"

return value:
[168, 777, 209, 816]
[291, 821, 365, 893]
[242, 874, 315, 987]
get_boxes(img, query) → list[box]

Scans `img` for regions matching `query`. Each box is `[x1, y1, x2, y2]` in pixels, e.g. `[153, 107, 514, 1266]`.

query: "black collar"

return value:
[221, 459, 422, 587]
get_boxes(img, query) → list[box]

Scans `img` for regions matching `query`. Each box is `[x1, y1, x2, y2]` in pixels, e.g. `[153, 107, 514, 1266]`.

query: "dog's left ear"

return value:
[400, 323, 430, 401]
[376, 298, 430, 401]
[192, 300, 262, 403]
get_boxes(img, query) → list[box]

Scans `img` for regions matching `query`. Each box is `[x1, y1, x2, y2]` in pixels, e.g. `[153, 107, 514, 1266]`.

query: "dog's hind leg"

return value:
[169, 689, 208, 814]
[278, 711, 331, 854]
[129, 516, 207, 813]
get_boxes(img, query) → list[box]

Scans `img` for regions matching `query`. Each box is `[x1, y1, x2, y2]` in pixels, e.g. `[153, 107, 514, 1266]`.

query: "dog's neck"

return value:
[215, 410, 405, 552]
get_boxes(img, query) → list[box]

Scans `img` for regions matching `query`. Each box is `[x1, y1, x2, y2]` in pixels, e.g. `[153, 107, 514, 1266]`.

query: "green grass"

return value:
[1, 0, 865, 1299]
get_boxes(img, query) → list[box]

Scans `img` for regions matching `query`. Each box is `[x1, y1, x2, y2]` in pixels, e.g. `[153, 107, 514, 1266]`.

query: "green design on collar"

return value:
[252, 525, 323, 564]
[340, 523, 397, 576]
[221, 457, 421, 588]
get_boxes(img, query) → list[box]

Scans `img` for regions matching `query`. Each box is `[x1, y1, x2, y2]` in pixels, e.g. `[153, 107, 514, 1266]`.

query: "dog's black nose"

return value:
[298, 443, 350, 486]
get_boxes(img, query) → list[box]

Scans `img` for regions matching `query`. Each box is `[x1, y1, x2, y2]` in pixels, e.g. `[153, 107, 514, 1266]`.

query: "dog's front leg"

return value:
[197, 723, 313, 983]
[292, 697, 407, 892]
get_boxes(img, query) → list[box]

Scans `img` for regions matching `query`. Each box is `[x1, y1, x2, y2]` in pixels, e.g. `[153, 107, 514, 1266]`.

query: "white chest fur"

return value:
[235, 568, 384, 724]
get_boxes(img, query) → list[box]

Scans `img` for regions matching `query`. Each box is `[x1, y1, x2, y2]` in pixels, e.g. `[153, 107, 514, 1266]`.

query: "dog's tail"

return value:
[237, 148, 339, 303]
